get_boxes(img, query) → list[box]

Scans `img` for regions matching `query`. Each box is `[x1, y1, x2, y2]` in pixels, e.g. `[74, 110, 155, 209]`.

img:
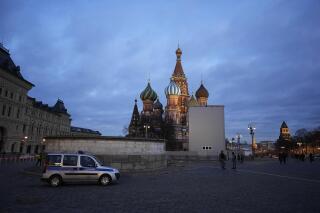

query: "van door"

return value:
[79, 155, 99, 181]
[62, 155, 80, 181]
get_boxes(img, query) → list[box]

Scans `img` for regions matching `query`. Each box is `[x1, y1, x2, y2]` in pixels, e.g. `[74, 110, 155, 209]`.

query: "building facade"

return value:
[70, 126, 102, 136]
[127, 48, 210, 151]
[0, 43, 71, 154]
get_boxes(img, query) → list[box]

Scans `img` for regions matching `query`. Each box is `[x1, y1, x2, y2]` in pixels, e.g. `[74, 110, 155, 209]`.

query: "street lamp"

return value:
[297, 142, 302, 154]
[143, 125, 150, 139]
[248, 124, 256, 157]
[231, 137, 235, 151]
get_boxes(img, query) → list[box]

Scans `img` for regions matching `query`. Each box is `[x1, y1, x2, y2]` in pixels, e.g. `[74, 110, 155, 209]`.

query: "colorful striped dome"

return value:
[165, 80, 181, 96]
[140, 82, 158, 102]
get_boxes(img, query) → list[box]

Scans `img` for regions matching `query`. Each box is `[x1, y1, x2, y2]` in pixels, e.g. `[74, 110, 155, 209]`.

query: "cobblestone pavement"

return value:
[0, 159, 319, 213]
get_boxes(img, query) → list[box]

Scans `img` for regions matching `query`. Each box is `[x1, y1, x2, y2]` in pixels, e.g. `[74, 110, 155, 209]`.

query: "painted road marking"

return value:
[237, 169, 320, 184]
[185, 166, 320, 184]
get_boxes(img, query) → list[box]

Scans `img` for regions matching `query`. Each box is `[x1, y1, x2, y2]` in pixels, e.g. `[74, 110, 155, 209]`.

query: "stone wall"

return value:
[166, 151, 219, 165]
[44, 136, 167, 172]
[96, 154, 167, 172]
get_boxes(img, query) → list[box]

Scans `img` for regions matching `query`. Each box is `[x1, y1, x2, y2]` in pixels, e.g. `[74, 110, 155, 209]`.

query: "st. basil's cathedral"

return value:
[127, 47, 209, 151]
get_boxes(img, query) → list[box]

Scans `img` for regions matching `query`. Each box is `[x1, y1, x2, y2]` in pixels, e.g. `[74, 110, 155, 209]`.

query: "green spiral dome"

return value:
[140, 82, 158, 102]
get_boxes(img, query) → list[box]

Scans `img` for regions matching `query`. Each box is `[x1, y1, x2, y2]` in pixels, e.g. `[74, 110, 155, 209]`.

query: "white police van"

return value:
[41, 152, 120, 187]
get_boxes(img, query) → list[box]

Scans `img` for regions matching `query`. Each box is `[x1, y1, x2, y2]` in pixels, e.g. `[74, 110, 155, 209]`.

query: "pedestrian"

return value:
[309, 153, 314, 163]
[35, 154, 41, 166]
[240, 153, 244, 163]
[232, 152, 237, 169]
[279, 152, 283, 164]
[283, 152, 287, 164]
[237, 153, 240, 162]
[219, 150, 226, 170]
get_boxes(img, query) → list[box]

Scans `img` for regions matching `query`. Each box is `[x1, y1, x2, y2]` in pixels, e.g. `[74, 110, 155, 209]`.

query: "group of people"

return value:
[279, 152, 316, 164]
[293, 153, 315, 162]
[219, 151, 244, 170]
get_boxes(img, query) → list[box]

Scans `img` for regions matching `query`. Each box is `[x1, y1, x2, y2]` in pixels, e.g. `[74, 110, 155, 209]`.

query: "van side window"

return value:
[80, 156, 96, 167]
[47, 155, 62, 166]
[63, 155, 78, 166]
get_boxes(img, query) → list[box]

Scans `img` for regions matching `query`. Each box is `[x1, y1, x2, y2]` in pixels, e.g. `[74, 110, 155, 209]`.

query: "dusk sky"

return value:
[1, 0, 319, 143]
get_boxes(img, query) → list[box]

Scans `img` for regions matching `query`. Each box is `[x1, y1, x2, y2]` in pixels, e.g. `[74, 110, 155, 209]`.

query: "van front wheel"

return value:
[49, 175, 62, 187]
[99, 175, 111, 186]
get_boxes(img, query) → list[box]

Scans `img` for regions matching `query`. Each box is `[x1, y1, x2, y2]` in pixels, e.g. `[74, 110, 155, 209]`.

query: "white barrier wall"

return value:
[44, 136, 165, 155]
[189, 106, 225, 156]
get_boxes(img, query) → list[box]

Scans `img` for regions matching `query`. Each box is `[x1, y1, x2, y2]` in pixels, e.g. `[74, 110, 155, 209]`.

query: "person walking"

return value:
[35, 154, 41, 167]
[232, 152, 237, 169]
[240, 153, 244, 163]
[279, 152, 283, 164]
[283, 152, 287, 164]
[219, 150, 226, 170]
[309, 153, 314, 163]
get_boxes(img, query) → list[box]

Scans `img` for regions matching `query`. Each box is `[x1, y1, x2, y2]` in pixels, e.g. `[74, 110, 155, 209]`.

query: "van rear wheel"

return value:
[99, 175, 111, 186]
[49, 175, 62, 187]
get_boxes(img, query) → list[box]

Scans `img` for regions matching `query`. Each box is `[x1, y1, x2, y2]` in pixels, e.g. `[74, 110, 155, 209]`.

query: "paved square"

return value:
[0, 159, 319, 213]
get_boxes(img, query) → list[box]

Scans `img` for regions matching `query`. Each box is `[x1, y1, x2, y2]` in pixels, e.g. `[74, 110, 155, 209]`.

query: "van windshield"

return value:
[92, 156, 103, 166]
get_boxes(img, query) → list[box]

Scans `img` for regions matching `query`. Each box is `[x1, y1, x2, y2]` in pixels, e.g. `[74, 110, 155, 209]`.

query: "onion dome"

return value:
[165, 80, 181, 96]
[154, 98, 163, 109]
[195, 83, 209, 98]
[188, 94, 199, 107]
[140, 82, 158, 102]
[176, 47, 182, 60]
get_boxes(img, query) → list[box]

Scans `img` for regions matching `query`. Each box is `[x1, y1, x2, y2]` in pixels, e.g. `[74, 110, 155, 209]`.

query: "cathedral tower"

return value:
[128, 99, 141, 137]
[171, 47, 190, 124]
[165, 80, 181, 124]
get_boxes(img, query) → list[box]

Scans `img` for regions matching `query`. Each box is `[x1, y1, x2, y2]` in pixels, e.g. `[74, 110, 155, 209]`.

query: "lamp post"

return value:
[248, 124, 256, 157]
[236, 133, 242, 153]
[231, 137, 235, 151]
[41, 138, 46, 153]
[143, 125, 150, 139]
[297, 142, 302, 154]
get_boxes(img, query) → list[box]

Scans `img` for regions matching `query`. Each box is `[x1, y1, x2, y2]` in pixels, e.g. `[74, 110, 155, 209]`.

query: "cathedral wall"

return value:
[189, 106, 225, 156]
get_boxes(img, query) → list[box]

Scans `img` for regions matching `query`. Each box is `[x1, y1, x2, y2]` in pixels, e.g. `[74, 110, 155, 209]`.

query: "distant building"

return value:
[70, 126, 101, 136]
[0, 43, 71, 154]
[279, 121, 291, 141]
[276, 121, 291, 150]
[256, 141, 275, 153]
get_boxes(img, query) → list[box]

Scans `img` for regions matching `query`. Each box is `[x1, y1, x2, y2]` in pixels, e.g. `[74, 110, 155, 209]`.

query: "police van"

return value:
[41, 152, 120, 187]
